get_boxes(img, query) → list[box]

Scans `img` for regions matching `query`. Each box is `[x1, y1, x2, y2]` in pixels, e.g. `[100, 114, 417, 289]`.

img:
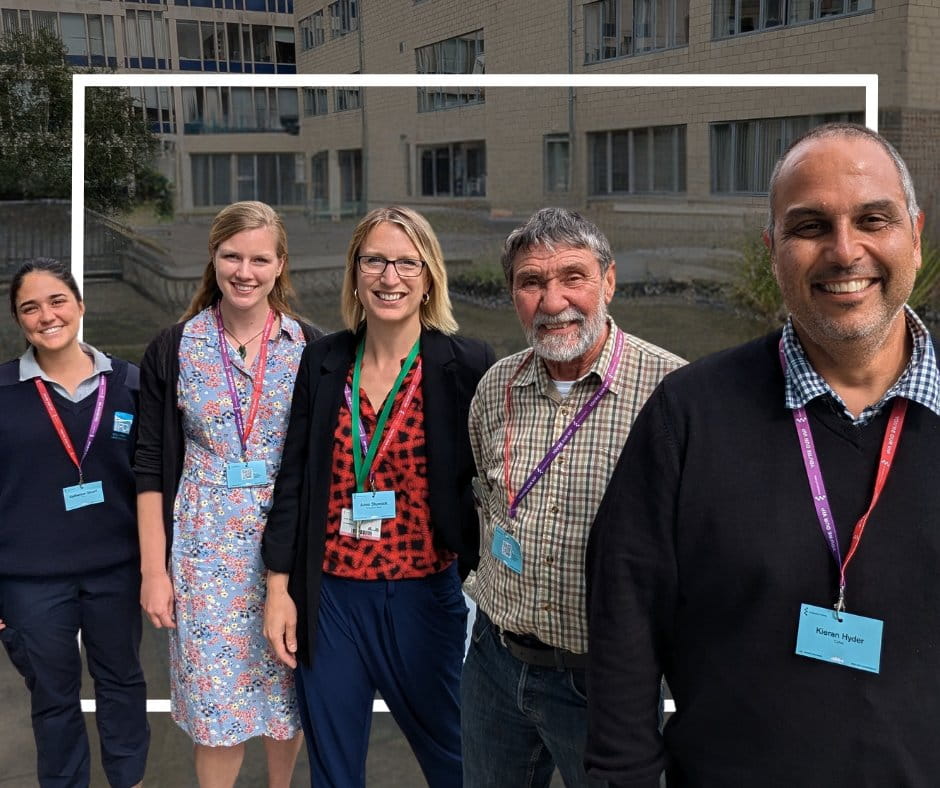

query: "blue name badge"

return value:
[63, 480, 104, 511]
[225, 460, 268, 488]
[352, 490, 396, 521]
[112, 411, 134, 440]
[795, 603, 884, 674]
[491, 526, 523, 574]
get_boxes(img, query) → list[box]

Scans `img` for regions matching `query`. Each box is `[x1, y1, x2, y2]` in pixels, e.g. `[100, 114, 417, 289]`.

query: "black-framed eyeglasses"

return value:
[356, 255, 426, 277]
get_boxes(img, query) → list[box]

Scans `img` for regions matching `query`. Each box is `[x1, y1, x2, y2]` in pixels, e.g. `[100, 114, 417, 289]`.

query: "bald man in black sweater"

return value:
[586, 123, 940, 787]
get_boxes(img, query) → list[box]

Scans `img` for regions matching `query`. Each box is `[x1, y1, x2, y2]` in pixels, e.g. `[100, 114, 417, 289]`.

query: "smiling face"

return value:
[355, 221, 428, 332]
[765, 135, 924, 357]
[511, 244, 615, 378]
[213, 226, 284, 318]
[14, 271, 85, 356]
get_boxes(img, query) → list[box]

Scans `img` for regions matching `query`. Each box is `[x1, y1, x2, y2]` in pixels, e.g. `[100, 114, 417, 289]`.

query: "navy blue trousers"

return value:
[0, 561, 149, 787]
[295, 565, 466, 788]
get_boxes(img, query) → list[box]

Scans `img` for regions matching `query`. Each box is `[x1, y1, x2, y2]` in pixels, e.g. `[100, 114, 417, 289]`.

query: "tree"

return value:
[0, 28, 161, 215]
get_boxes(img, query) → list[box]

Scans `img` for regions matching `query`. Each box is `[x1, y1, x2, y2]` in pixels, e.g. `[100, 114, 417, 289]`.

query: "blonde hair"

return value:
[340, 205, 458, 334]
[181, 201, 299, 321]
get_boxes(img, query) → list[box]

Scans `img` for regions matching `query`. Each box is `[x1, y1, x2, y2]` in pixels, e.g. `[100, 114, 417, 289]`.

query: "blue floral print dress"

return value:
[168, 308, 304, 745]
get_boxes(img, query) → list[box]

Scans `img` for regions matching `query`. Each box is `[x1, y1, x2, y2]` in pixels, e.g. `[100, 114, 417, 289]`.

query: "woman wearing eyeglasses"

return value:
[262, 205, 494, 787]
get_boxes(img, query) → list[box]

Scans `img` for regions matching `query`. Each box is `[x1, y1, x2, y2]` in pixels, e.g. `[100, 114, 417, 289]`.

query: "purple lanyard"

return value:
[779, 340, 907, 612]
[35, 375, 107, 484]
[344, 384, 370, 457]
[214, 306, 276, 455]
[507, 329, 625, 519]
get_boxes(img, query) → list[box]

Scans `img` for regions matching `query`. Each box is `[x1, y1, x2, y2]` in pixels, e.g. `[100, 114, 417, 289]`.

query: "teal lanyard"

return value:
[350, 337, 420, 492]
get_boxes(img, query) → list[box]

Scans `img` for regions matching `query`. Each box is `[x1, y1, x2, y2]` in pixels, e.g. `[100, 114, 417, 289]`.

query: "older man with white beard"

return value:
[461, 208, 685, 787]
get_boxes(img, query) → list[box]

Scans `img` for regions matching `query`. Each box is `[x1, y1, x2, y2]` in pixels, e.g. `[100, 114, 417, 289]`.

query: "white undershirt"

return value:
[552, 378, 575, 399]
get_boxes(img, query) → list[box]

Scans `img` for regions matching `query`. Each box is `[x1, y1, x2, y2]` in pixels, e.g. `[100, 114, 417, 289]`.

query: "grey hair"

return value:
[500, 207, 613, 284]
[766, 122, 920, 240]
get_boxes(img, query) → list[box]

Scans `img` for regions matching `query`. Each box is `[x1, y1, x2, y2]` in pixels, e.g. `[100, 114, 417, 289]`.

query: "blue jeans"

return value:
[461, 610, 606, 788]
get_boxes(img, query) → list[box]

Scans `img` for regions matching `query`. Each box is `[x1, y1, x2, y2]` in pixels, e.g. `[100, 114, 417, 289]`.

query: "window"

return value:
[174, 0, 294, 10]
[33, 12, 57, 36]
[88, 15, 105, 66]
[192, 154, 233, 207]
[177, 21, 292, 72]
[274, 27, 294, 64]
[299, 11, 325, 51]
[334, 86, 360, 112]
[182, 86, 300, 133]
[126, 9, 169, 68]
[239, 153, 304, 204]
[714, 0, 871, 37]
[585, 0, 688, 62]
[61, 14, 88, 61]
[588, 125, 686, 195]
[252, 25, 272, 62]
[311, 151, 329, 214]
[419, 142, 486, 197]
[303, 88, 328, 116]
[130, 85, 175, 133]
[201, 20, 224, 64]
[338, 149, 363, 212]
[710, 112, 863, 194]
[1, 10, 32, 34]
[544, 134, 570, 193]
[328, 0, 358, 39]
[415, 30, 484, 112]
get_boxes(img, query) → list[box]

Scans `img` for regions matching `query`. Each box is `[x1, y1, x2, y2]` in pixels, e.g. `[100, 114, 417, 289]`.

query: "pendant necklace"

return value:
[224, 325, 266, 360]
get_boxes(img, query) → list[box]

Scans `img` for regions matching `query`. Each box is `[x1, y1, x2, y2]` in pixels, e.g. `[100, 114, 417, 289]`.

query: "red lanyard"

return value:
[344, 358, 423, 492]
[214, 306, 276, 455]
[783, 340, 908, 613]
[35, 376, 107, 484]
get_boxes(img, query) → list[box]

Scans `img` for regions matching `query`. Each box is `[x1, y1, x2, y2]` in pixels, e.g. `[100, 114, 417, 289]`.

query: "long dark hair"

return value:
[10, 258, 83, 319]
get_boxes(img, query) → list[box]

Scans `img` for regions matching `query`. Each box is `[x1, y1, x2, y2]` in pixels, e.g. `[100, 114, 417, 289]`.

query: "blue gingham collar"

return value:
[782, 305, 940, 424]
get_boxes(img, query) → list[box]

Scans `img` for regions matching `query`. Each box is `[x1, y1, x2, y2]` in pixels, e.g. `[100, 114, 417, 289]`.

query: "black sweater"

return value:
[0, 358, 140, 576]
[586, 330, 940, 788]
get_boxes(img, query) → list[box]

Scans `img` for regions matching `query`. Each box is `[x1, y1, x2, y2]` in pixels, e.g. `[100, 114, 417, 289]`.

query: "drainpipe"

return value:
[358, 4, 367, 212]
[568, 0, 576, 207]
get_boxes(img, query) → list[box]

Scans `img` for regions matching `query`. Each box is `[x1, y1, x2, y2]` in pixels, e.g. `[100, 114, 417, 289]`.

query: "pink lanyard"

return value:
[781, 341, 907, 613]
[343, 358, 423, 492]
[214, 305, 276, 455]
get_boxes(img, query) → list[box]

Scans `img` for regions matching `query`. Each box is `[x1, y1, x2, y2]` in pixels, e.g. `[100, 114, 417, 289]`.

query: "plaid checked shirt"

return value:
[782, 305, 940, 424]
[466, 318, 685, 653]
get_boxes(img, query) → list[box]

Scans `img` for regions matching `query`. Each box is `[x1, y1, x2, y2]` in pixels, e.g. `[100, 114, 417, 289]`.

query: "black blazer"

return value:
[262, 326, 495, 666]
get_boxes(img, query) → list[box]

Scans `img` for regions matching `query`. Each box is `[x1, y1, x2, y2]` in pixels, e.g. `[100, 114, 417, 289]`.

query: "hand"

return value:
[141, 570, 176, 629]
[0, 618, 5, 631]
[264, 581, 298, 669]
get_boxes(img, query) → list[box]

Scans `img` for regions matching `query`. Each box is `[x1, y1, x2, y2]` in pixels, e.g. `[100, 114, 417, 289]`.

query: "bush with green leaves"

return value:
[732, 233, 940, 326]
[731, 236, 784, 327]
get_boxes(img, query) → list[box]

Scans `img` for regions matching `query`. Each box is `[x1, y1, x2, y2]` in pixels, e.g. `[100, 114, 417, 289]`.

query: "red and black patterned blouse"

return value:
[322, 359, 455, 579]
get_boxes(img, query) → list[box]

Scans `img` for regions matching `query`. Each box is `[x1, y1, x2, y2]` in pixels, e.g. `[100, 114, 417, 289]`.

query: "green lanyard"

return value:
[350, 337, 420, 492]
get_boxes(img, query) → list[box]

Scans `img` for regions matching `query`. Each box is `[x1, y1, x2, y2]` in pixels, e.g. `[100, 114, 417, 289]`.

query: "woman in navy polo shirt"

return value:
[0, 258, 149, 787]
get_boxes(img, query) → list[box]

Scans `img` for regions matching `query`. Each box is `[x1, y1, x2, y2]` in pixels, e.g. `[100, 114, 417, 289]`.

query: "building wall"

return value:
[0, 0, 299, 215]
[3, 0, 934, 235]
[287, 0, 936, 243]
